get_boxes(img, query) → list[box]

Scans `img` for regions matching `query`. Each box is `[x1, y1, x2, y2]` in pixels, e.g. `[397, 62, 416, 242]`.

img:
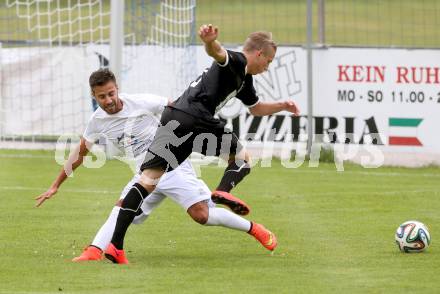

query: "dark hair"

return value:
[89, 68, 117, 90]
[243, 31, 277, 54]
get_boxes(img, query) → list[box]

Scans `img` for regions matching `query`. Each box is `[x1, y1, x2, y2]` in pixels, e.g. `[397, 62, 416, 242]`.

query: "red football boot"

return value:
[104, 243, 129, 264]
[72, 246, 103, 262]
[248, 222, 278, 251]
[211, 190, 251, 215]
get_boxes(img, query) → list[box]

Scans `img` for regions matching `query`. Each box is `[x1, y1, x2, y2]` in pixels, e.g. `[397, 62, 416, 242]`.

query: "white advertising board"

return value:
[1, 45, 439, 164]
[313, 48, 440, 155]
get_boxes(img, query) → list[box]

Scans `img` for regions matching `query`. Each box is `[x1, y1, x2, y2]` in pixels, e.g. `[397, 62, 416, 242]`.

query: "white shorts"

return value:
[120, 160, 211, 216]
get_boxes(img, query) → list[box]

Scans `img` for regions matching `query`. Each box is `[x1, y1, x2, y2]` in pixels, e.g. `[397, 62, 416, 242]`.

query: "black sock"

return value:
[111, 183, 149, 249]
[216, 159, 251, 193]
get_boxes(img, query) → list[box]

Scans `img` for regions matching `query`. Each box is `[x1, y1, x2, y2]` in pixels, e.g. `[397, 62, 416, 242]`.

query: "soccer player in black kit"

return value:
[105, 24, 300, 263]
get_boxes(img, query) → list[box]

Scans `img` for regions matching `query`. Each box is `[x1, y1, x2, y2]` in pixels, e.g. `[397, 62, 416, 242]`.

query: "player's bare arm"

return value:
[199, 24, 227, 64]
[35, 137, 91, 207]
[249, 100, 300, 117]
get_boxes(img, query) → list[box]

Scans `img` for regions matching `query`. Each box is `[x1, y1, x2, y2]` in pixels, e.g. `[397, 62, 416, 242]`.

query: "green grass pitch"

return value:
[0, 149, 439, 293]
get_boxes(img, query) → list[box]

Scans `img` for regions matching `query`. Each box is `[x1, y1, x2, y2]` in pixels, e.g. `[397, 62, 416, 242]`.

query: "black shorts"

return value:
[140, 107, 243, 172]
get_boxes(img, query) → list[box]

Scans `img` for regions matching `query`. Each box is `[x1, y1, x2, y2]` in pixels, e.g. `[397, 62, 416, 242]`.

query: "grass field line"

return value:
[305, 188, 440, 197]
[1, 185, 117, 195]
[2, 185, 438, 197]
[290, 169, 440, 178]
[0, 153, 53, 158]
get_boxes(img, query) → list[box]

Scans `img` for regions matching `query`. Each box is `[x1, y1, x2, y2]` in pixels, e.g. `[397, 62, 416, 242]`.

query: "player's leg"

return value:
[104, 189, 168, 264]
[160, 161, 277, 251]
[72, 202, 144, 262]
[110, 107, 196, 252]
[187, 200, 277, 251]
[216, 145, 251, 193]
[73, 175, 166, 262]
[89, 193, 166, 252]
[110, 167, 163, 251]
[73, 175, 142, 262]
[187, 200, 249, 230]
[211, 130, 252, 215]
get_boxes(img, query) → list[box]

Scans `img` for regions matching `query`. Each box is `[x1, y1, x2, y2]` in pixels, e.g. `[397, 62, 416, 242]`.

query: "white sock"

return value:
[205, 207, 251, 232]
[207, 199, 216, 208]
[91, 206, 120, 251]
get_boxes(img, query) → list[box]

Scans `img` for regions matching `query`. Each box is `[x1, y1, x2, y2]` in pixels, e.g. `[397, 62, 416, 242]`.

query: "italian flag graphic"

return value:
[388, 118, 423, 146]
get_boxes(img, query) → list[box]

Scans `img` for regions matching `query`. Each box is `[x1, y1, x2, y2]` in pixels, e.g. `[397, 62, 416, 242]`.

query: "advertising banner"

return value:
[1, 45, 439, 164]
[313, 48, 440, 155]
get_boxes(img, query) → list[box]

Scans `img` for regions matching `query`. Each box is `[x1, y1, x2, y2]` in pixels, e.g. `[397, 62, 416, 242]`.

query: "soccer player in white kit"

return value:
[35, 69, 277, 263]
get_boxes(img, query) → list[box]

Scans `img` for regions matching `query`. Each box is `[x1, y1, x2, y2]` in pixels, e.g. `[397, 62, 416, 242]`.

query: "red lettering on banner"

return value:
[396, 66, 440, 84]
[426, 67, 440, 84]
[412, 67, 423, 84]
[396, 67, 409, 83]
[368, 66, 385, 82]
[338, 65, 385, 82]
[338, 65, 350, 81]
[353, 65, 363, 82]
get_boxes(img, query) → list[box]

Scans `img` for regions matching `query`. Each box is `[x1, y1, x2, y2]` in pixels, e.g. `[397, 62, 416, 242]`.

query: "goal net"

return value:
[0, 0, 197, 149]
[123, 0, 197, 99]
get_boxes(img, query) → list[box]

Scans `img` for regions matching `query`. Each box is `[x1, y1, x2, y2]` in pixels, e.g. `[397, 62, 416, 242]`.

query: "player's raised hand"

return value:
[284, 100, 300, 116]
[199, 24, 218, 44]
[35, 186, 58, 207]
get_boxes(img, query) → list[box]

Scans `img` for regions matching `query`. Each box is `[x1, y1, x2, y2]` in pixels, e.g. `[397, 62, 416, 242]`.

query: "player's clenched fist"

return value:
[199, 24, 218, 43]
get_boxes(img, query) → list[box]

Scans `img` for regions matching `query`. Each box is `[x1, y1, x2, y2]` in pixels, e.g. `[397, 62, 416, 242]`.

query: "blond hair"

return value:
[243, 31, 277, 54]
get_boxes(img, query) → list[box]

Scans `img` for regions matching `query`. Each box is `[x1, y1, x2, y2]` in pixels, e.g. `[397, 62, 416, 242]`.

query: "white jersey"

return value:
[83, 93, 168, 170]
[82, 93, 211, 215]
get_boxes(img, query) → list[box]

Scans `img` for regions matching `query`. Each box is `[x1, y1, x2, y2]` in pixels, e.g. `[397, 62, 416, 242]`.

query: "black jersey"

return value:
[171, 49, 259, 119]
